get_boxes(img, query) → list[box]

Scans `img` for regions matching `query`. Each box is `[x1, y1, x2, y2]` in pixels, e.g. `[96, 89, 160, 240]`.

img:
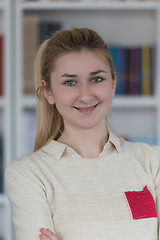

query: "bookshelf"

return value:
[15, 0, 160, 160]
[0, 0, 12, 240]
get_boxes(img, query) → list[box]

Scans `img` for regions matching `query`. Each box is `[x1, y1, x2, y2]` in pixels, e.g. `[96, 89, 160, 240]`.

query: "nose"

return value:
[78, 83, 93, 103]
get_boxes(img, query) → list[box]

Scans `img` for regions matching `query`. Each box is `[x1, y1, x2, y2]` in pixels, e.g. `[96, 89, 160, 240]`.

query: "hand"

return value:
[40, 228, 58, 240]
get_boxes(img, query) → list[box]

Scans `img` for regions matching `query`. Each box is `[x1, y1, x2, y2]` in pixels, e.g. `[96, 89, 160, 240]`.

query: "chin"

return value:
[76, 120, 102, 130]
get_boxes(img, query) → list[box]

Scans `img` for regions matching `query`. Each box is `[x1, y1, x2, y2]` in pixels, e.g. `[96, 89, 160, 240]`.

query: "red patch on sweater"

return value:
[125, 186, 157, 220]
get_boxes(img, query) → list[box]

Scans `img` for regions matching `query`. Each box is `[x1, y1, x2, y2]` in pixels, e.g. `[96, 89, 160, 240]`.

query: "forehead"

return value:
[54, 49, 110, 71]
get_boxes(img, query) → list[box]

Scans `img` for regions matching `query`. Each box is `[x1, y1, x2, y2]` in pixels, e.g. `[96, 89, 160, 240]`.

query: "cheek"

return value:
[53, 89, 75, 106]
[98, 86, 114, 100]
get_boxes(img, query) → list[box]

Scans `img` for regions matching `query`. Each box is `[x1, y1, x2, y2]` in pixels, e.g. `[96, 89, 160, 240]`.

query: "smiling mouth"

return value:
[74, 103, 99, 111]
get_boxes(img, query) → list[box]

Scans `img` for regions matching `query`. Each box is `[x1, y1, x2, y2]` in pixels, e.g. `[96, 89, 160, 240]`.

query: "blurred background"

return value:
[0, 0, 160, 239]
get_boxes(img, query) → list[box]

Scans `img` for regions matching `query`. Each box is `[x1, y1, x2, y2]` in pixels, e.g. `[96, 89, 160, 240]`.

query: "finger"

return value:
[40, 228, 58, 240]
[40, 233, 50, 240]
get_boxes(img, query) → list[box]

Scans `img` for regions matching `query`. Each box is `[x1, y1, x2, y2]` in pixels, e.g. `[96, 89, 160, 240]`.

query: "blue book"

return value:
[40, 21, 62, 44]
[109, 46, 129, 95]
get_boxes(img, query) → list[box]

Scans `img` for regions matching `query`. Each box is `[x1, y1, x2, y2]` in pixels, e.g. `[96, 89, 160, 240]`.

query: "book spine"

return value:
[137, 48, 142, 95]
[109, 46, 129, 95]
[150, 46, 155, 95]
[23, 16, 40, 95]
[117, 47, 129, 95]
[129, 48, 139, 95]
[141, 46, 151, 95]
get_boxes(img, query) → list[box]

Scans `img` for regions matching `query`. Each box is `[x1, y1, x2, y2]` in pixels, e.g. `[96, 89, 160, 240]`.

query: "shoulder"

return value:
[5, 149, 51, 182]
[121, 138, 160, 173]
[121, 138, 160, 157]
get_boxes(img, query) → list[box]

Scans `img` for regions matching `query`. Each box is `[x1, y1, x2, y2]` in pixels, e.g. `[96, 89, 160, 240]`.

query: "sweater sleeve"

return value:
[5, 157, 55, 240]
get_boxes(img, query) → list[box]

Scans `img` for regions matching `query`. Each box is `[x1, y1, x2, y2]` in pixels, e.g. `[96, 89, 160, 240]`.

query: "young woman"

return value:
[5, 28, 160, 240]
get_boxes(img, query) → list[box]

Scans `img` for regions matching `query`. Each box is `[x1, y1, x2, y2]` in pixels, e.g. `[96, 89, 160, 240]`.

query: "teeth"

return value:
[74, 104, 98, 110]
[80, 107, 92, 110]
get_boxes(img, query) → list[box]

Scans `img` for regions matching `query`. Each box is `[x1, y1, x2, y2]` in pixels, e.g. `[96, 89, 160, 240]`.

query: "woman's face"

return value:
[43, 49, 116, 131]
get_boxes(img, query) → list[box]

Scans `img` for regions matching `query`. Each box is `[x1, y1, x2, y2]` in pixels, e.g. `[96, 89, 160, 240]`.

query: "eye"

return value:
[92, 77, 103, 83]
[64, 80, 76, 86]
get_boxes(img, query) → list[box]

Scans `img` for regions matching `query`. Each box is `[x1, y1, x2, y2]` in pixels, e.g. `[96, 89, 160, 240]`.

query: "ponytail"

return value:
[34, 40, 63, 151]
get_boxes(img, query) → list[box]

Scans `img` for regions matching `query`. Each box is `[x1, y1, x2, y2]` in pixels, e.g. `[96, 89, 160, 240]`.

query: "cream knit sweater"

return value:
[5, 132, 160, 240]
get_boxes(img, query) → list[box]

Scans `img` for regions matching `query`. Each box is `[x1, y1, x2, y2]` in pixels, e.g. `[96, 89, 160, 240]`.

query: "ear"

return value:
[112, 72, 117, 97]
[41, 80, 55, 105]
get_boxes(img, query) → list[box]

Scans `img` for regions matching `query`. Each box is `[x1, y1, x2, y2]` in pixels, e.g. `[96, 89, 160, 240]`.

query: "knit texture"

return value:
[5, 132, 160, 240]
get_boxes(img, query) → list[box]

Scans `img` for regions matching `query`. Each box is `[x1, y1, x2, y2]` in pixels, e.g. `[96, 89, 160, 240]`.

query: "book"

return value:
[118, 47, 130, 95]
[137, 48, 142, 95]
[109, 46, 129, 95]
[0, 36, 3, 97]
[141, 46, 151, 95]
[40, 21, 62, 44]
[150, 46, 155, 95]
[129, 47, 140, 95]
[23, 16, 40, 96]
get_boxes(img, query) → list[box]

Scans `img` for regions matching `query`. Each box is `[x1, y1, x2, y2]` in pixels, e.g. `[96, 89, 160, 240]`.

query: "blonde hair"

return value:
[34, 28, 115, 151]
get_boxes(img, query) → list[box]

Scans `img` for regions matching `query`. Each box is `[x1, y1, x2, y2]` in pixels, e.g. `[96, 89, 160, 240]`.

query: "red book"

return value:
[0, 36, 3, 96]
[129, 48, 139, 95]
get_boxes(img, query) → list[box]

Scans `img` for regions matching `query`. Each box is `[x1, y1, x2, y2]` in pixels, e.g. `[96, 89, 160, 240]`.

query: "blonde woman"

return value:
[5, 28, 160, 240]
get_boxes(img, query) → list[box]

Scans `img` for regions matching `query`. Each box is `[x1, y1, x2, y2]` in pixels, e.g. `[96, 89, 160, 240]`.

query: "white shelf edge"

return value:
[19, 96, 159, 109]
[19, 1, 159, 11]
[112, 96, 159, 108]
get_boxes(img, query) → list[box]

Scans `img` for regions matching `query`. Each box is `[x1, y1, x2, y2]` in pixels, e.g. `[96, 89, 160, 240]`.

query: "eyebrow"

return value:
[61, 74, 77, 78]
[89, 70, 107, 76]
[61, 70, 107, 78]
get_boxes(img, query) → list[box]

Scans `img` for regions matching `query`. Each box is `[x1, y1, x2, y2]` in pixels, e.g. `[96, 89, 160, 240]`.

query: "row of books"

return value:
[0, 36, 3, 97]
[108, 45, 154, 96]
[23, 16, 154, 96]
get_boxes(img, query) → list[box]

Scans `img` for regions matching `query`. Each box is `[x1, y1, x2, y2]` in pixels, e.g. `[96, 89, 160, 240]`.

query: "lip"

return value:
[74, 103, 99, 114]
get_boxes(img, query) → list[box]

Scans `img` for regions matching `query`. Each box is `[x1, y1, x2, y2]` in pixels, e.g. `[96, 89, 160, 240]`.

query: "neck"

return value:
[58, 124, 109, 158]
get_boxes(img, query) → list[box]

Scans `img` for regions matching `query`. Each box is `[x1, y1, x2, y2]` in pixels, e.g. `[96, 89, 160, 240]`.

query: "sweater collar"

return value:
[41, 131, 122, 160]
